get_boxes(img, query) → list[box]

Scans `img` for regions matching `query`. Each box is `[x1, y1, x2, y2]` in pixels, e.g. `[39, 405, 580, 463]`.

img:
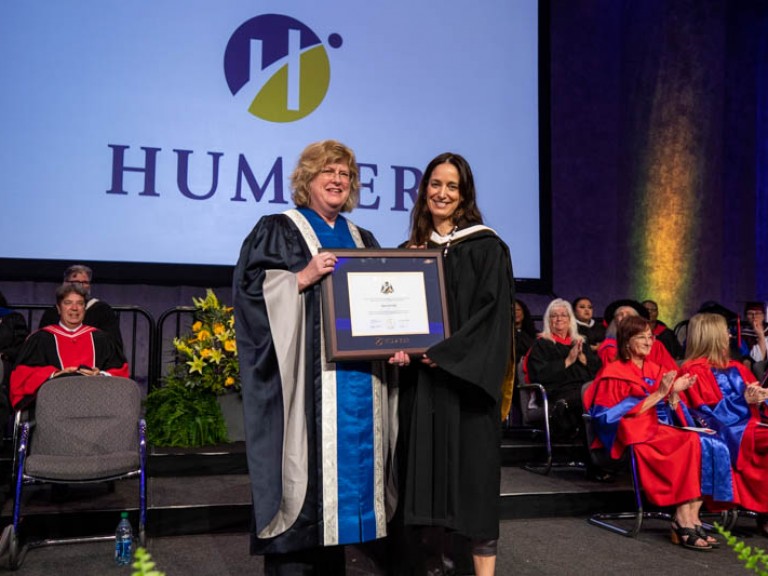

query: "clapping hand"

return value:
[671, 373, 697, 394]
[745, 385, 768, 404]
[657, 371, 695, 396]
[564, 339, 587, 367]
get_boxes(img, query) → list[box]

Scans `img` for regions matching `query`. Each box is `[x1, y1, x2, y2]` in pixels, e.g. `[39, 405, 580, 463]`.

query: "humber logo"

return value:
[223, 14, 342, 122]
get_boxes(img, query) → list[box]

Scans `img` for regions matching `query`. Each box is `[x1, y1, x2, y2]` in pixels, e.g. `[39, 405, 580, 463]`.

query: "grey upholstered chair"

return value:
[4, 375, 147, 570]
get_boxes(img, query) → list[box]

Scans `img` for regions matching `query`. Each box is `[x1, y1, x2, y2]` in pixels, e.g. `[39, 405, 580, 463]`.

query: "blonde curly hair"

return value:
[290, 140, 360, 212]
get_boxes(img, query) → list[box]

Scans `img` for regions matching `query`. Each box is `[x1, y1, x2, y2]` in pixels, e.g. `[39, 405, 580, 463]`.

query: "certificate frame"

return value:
[320, 248, 450, 362]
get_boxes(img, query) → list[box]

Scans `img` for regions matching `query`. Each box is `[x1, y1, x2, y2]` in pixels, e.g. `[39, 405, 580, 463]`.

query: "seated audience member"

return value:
[0, 290, 29, 425]
[38, 264, 123, 350]
[681, 312, 768, 535]
[585, 315, 735, 551]
[0, 291, 29, 379]
[11, 284, 129, 408]
[598, 299, 678, 371]
[525, 298, 601, 440]
[642, 299, 684, 360]
[514, 299, 537, 363]
[697, 300, 747, 362]
[572, 296, 605, 351]
[741, 301, 768, 381]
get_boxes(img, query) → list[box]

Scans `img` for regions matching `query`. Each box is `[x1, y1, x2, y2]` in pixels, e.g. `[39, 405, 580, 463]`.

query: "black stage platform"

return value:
[0, 436, 759, 574]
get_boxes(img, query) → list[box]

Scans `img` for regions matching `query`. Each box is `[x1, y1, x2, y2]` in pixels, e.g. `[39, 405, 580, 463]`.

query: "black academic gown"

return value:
[525, 336, 602, 416]
[398, 227, 514, 542]
[0, 309, 29, 365]
[233, 210, 390, 556]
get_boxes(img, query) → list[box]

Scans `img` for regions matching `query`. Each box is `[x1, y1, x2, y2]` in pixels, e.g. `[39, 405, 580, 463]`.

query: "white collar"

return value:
[429, 224, 496, 245]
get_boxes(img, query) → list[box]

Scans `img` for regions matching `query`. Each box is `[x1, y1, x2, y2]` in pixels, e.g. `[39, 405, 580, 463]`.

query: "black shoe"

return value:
[586, 464, 615, 483]
[757, 514, 768, 538]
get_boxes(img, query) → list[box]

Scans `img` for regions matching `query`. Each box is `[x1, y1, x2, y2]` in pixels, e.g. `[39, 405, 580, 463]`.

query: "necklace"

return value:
[442, 225, 458, 257]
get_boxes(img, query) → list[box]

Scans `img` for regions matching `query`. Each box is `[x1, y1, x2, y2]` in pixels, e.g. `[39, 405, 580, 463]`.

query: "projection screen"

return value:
[0, 0, 550, 290]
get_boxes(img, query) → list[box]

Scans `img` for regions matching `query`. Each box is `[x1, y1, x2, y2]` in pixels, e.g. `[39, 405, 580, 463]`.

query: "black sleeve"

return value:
[85, 301, 124, 351]
[0, 312, 30, 364]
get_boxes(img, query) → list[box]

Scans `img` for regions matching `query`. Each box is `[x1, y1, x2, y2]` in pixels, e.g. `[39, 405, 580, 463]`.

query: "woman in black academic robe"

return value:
[390, 153, 514, 576]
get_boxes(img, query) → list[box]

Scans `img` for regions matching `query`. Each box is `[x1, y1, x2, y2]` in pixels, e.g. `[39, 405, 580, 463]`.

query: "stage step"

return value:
[0, 432, 626, 542]
[0, 466, 637, 541]
[147, 436, 588, 474]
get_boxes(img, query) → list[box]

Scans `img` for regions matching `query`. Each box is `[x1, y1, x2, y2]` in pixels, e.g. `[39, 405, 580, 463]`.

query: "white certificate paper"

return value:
[347, 272, 429, 337]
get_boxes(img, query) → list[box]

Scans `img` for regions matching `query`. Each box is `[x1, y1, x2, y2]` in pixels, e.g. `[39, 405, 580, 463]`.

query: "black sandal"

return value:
[694, 524, 719, 548]
[671, 521, 712, 551]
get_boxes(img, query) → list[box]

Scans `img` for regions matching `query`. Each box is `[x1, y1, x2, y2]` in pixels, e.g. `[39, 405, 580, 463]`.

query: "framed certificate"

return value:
[320, 248, 450, 361]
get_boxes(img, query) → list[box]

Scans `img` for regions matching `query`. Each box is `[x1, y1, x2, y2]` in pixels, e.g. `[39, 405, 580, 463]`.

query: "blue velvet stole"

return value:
[298, 207, 377, 543]
[698, 432, 734, 502]
[589, 396, 640, 454]
[689, 367, 751, 466]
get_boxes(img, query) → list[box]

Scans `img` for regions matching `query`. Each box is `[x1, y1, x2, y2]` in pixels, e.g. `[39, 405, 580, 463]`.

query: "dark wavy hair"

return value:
[616, 315, 652, 362]
[516, 299, 537, 337]
[407, 152, 484, 246]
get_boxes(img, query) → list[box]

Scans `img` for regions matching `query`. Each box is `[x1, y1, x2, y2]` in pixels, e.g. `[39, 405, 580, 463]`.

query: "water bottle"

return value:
[114, 511, 133, 566]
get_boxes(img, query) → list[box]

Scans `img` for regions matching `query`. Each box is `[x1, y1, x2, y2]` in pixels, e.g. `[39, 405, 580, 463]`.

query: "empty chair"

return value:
[517, 359, 588, 475]
[4, 375, 147, 569]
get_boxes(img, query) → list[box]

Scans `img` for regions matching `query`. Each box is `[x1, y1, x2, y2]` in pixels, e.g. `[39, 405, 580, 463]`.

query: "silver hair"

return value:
[63, 264, 93, 281]
[540, 298, 585, 343]
[605, 306, 640, 339]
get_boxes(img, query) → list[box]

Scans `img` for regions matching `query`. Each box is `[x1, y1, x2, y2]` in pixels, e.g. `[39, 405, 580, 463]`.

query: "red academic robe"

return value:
[10, 324, 129, 407]
[681, 358, 768, 512]
[597, 337, 678, 372]
[585, 359, 735, 507]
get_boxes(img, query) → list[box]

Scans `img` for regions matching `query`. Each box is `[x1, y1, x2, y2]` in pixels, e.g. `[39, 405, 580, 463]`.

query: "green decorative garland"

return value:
[717, 523, 768, 575]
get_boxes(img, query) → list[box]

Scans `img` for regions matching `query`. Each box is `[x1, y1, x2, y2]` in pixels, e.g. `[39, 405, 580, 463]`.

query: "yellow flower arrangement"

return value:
[169, 289, 240, 395]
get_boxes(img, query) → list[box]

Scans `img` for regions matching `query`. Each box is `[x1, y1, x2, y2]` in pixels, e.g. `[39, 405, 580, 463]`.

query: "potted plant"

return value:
[146, 289, 242, 447]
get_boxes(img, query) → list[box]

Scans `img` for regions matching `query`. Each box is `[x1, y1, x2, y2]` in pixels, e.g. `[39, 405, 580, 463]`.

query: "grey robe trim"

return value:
[260, 270, 308, 538]
[282, 209, 388, 544]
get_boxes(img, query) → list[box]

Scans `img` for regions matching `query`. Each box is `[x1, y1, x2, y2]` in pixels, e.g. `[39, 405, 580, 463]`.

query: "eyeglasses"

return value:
[550, 313, 570, 320]
[319, 168, 351, 181]
[631, 334, 655, 341]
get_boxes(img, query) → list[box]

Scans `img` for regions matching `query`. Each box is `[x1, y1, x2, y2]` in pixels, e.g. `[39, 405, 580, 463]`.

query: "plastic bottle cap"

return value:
[121, 512, 128, 519]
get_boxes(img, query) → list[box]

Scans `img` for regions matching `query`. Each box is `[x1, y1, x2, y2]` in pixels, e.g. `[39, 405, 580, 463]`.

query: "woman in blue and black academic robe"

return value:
[233, 140, 396, 575]
[681, 312, 768, 535]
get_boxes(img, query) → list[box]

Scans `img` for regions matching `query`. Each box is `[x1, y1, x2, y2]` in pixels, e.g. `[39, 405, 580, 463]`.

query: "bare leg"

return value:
[473, 554, 496, 576]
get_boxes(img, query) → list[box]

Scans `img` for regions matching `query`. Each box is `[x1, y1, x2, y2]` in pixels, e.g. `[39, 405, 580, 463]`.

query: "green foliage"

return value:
[132, 547, 165, 576]
[716, 523, 768, 575]
[145, 378, 229, 447]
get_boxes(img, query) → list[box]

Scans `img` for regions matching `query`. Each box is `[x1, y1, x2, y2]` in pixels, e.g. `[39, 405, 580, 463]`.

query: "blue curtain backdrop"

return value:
[757, 9, 768, 299]
[549, 0, 768, 324]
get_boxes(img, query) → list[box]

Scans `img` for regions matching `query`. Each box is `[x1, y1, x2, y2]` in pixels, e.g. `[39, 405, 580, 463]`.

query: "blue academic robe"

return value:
[233, 208, 395, 554]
